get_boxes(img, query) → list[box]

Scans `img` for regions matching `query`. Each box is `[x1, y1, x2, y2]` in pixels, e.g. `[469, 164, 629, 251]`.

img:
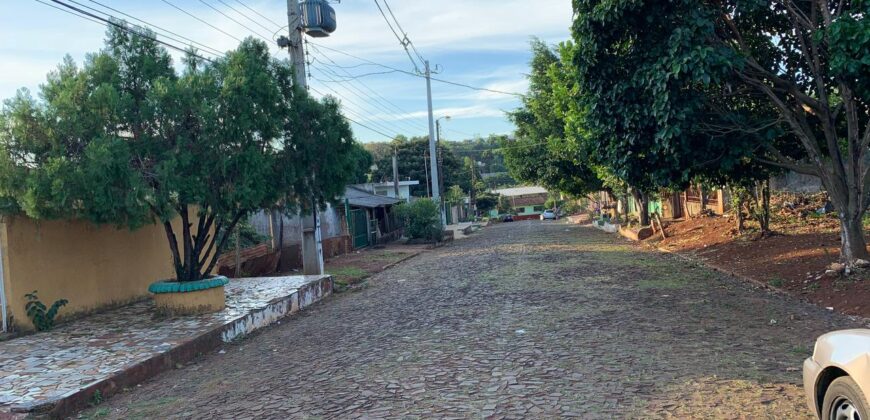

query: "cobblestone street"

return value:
[83, 221, 863, 419]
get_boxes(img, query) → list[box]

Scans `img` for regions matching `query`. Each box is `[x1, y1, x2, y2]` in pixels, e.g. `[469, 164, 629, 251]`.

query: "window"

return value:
[533, 205, 545, 212]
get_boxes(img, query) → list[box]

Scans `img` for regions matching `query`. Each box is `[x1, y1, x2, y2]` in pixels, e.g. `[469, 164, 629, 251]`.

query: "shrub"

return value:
[24, 291, 68, 331]
[395, 199, 442, 241]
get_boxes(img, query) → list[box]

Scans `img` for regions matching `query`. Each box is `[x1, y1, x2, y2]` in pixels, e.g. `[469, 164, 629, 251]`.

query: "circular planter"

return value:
[148, 276, 229, 316]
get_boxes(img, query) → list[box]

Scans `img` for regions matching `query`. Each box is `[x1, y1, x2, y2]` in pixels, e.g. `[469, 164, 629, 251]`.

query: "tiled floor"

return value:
[0, 275, 327, 411]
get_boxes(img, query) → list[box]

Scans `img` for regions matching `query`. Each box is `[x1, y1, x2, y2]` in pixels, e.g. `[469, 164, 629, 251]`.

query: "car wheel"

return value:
[823, 376, 869, 420]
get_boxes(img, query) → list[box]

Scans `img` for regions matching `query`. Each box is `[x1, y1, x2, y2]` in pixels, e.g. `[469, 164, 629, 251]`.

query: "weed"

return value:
[767, 278, 785, 288]
[24, 291, 68, 331]
[90, 390, 103, 406]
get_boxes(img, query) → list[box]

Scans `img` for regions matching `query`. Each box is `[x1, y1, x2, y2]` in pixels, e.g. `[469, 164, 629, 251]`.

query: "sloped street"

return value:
[83, 221, 863, 419]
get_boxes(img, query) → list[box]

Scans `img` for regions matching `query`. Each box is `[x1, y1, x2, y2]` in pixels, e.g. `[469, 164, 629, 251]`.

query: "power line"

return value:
[381, 0, 425, 64]
[197, 0, 272, 42]
[35, 0, 104, 26]
[213, 0, 279, 34]
[309, 44, 427, 125]
[310, 65, 429, 135]
[308, 41, 524, 97]
[40, 0, 217, 63]
[233, 0, 283, 28]
[80, 0, 226, 57]
[309, 87, 396, 140]
[306, 66, 402, 82]
[308, 45, 429, 134]
[160, 0, 243, 43]
[309, 75, 407, 137]
[373, 0, 421, 73]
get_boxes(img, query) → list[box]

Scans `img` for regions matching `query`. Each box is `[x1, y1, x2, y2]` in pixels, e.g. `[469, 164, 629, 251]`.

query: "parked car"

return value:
[501, 214, 514, 222]
[803, 329, 869, 419]
[540, 210, 557, 220]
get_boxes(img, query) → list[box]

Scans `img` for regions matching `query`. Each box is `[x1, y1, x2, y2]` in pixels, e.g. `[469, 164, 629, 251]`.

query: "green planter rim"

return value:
[148, 276, 229, 294]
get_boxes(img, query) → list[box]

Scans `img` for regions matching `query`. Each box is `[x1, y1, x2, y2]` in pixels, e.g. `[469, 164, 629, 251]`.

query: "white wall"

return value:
[249, 204, 346, 247]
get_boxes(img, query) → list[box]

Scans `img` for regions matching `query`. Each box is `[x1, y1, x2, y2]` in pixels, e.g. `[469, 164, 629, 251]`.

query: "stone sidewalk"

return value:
[0, 275, 331, 416]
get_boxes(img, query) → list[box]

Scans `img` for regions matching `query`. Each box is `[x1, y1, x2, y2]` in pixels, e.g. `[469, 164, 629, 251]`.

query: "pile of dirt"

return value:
[653, 216, 870, 318]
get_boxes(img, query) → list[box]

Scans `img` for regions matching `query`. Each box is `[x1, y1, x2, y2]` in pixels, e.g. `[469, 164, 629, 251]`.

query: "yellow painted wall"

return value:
[1, 210, 214, 331]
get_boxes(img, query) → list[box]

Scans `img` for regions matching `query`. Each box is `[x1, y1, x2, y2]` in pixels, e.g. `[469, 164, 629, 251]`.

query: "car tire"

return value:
[823, 376, 869, 420]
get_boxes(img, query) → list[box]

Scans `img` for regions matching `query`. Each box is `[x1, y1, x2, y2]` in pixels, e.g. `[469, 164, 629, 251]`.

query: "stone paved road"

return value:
[80, 221, 864, 419]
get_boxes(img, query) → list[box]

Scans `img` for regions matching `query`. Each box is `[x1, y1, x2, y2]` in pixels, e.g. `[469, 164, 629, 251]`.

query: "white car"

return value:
[803, 329, 870, 419]
[540, 210, 557, 220]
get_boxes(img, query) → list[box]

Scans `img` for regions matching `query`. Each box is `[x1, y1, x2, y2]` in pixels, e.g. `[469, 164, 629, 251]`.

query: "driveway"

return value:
[82, 221, 862, 419]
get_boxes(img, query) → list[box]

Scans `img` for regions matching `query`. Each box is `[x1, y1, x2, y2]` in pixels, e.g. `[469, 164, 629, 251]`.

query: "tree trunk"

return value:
[639, 192, 650, 227]
[699, 184, 708, 212]
[731, 187, 745, 233]
[839, 214, 869, 264]
[631, 189, 650, 226]
[759, 180, 771, 234]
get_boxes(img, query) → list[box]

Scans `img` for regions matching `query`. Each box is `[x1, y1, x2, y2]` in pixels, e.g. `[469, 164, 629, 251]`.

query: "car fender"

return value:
[813, 330, 870, 402]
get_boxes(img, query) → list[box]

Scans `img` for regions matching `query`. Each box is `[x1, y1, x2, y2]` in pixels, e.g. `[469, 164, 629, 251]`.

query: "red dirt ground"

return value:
[651, 215, 870, 318]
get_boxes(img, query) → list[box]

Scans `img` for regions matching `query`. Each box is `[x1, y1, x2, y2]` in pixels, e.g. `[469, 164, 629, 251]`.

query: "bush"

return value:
[395, 199, 442, 241]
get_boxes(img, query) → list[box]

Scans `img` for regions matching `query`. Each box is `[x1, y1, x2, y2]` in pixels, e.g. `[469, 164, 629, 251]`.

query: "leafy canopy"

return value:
[0, 26, 362, 281]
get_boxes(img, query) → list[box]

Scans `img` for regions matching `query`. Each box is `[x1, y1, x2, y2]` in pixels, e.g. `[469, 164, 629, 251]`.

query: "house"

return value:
[238, 186, 408, 275]
[489, 186, 550, 220]
[353, 180, 420, 202]
[344, 186, 404, 248]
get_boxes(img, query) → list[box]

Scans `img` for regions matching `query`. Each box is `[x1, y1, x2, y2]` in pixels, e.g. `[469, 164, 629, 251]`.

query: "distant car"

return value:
[540, 210, 557, 220]
[803, 329, 869, 419]
[501, 214, 514, 222]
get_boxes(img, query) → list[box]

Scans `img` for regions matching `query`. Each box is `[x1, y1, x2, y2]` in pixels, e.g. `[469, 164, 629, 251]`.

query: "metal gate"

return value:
[350, 209, 369, 249]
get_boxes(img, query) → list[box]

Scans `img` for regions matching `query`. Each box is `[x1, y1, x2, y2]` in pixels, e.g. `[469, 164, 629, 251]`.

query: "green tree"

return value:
[444, 185, 465, 206]
[475, 193, 499, 214]
[0, 27, 360, 281]
[369, 136, 468, 196]
[504, 40, 603, 199]
[570, 0, 869, 262]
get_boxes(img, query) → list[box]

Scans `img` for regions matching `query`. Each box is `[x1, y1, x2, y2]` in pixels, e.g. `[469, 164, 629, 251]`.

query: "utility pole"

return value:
[392, 150, 400, 199]
[471, 161, 477, 217]
[424, 60, 444, 225]
[286, 0, 323, 275]
[423, 152, 430, 198]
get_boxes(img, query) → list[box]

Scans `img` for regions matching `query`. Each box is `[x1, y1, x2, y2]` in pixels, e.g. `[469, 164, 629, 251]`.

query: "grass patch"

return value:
[767, 277, 785, 288]
[327, 266, 370, 284]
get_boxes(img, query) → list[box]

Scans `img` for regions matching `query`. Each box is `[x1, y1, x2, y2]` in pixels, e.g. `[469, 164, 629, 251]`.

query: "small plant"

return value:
[767, 278, 785, 288]
[24, 291, 68, 331]
[90, 390, 104, 406]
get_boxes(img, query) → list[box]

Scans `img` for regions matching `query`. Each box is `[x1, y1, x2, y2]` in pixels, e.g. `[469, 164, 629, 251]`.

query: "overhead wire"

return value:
[372, 0, 420, 73]
[39, 0, 217, 63]
[381, 0, 426, 64]
[213, 0, 279, 34]
[79, 0, 226, 57]
[308, 75, 407, 138]
[159, 0, 243, 43]
[196, 0, 273, 42]
[232, 0, 283, 28]
[309, 87, 396, 140]
[308, 45, 429, 135]
[308, 41, 524, 97]
[309, 45, 426, 121]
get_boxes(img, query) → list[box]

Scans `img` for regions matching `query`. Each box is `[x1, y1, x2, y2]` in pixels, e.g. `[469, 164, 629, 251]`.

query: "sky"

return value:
[0, 0, 574, 143]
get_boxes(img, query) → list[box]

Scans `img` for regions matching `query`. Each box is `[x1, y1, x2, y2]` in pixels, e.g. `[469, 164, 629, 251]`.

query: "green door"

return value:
[351, 209, 369, 249]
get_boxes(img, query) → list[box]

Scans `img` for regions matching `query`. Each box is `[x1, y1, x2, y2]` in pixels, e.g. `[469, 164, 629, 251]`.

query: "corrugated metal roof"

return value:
[345, 186, 402, 208]
[492, 186, 548, 197]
